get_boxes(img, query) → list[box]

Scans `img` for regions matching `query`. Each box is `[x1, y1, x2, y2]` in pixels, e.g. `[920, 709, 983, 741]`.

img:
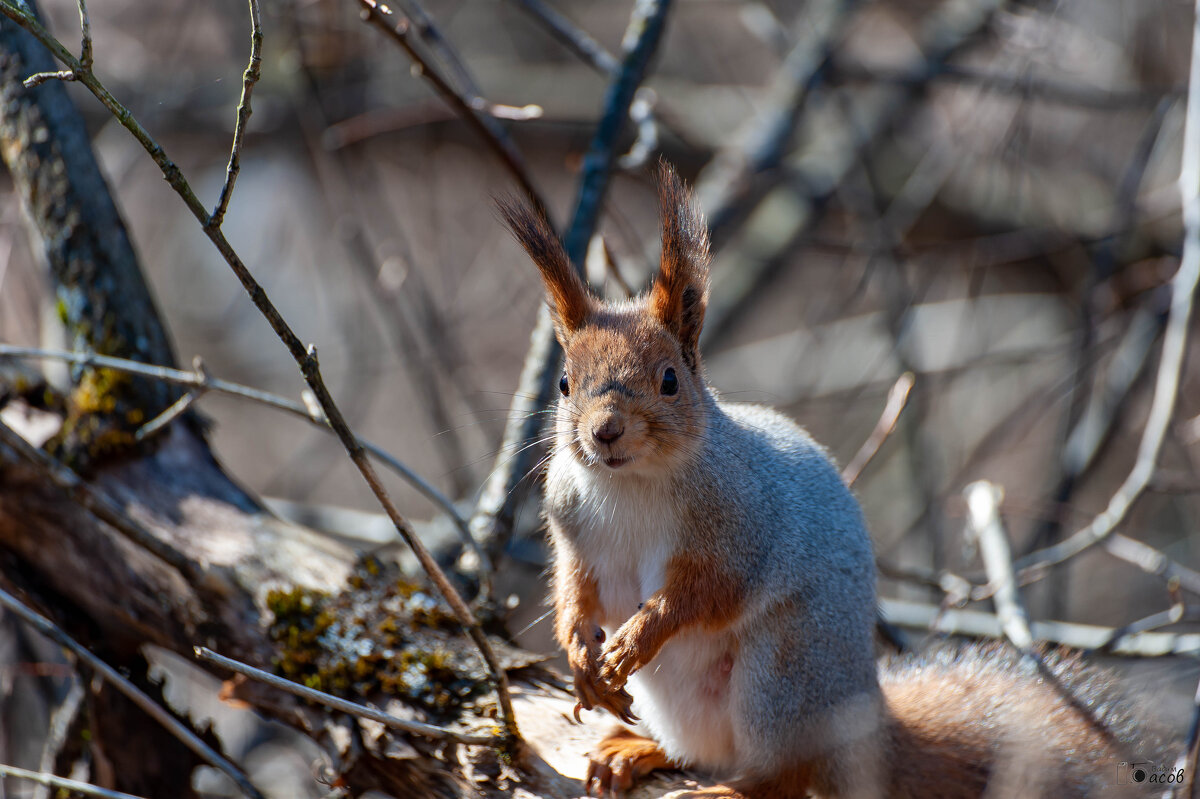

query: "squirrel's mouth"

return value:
[603, 456, 630, 469]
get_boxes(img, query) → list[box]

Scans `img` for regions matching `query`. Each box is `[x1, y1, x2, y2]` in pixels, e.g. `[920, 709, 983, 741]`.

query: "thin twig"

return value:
[0, 764, 147, 799]
[1104, 533, 1200, 596]
[842, 372, 914, 486]
[135, 388, 202, 441]
[395, 0, 481, 96]
[209, 0, 261, 230]
[0, 587, 265, 799]
[508, 0, 618, 74]
[308, 343, 519, 742]
[830, 59, 1179, 110]
[0, 2, 518, 744]
[1165, 674, 1200, 799]
[323, 100, 542, 148]
[357, 0, 548, 222]
[1011, 0, 1200, 584]
[22, 67, 72, 87]
[563, 0, 672, 266]
[506, 0, 665, 167]
[964, 481, 1033, 653]
[1020, 100, 1172, 615]
[394, 0, 544, 125]
[194, 647, 496, 746]
[21, 0, 90, 87]
[76, 0, 90, 68]
[879, 597, 1200, 656]
[877, 559, 975, 606]
[1098, 604, 1200, 654]
[965, 482, 1124, 747]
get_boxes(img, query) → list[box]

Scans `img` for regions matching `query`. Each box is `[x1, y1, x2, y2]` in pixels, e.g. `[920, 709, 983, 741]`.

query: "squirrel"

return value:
[498, 165, 1150, 799]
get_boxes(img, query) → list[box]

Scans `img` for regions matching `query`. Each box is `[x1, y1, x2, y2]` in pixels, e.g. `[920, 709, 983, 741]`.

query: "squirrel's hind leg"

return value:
[586, 727, 675, 797]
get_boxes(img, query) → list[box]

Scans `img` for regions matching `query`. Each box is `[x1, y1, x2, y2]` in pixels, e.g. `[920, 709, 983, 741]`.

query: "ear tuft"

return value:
[496, 197, 592, 340]
[650, 162, 710, 369]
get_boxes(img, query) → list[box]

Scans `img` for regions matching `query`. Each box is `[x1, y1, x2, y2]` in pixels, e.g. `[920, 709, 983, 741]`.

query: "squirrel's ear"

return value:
[650, 163, 710, 370]
[497, 198, 592, 341]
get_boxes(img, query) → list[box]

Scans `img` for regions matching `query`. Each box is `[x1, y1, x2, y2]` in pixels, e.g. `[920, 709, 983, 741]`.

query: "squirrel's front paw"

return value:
[598, 631, 641, 686]
[572, 662, 638, 725]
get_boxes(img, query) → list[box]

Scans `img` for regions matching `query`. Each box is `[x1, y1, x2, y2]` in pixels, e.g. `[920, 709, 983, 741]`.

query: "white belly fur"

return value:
[628, 629, 737, 771]
[556, 457, 738, 771]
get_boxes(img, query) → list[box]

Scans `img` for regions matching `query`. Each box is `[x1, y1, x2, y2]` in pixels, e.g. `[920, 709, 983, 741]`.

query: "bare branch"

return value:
[562, 0, 672, 267]
[21, 0, 89, 87]
[357, 0, 549, 222]
[1098, 600, 1200, 654]
[208, 0, 262, 230]
[0, 764, 147, 799]
[135, 388, 202, 442]
[964, 481, 1033, 653]
[194, 647, 496, 746]
[830, 59, 1180, 110]
[1104, 533, 1200, 596]
[1166, 674, 1200, 799]
[842, 372, 914, 486]
[395, 0, 481, 97]
[505, 0, 661, 168]
[0, 587, 265, 799]
[75, 0, 89, 68]
[508, 0, 618, 74]
[879, 597, 1200, 657]
[22, 68, 73, 87]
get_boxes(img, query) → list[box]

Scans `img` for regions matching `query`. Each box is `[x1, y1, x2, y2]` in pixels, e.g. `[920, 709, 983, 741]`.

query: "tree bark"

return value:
[0, 0, 180, 464]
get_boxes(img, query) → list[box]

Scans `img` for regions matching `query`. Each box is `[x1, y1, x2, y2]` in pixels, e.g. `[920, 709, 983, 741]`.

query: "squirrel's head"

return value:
[499, 163, 711, 475]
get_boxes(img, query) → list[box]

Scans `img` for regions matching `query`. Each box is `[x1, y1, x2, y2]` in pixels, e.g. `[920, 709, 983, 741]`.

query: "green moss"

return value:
[265, 559, 484, 717]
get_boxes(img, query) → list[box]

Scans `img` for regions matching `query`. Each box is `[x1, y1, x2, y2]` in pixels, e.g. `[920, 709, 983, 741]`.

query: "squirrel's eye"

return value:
[559, 372, 570, 396]
[660, 368, 678, 396]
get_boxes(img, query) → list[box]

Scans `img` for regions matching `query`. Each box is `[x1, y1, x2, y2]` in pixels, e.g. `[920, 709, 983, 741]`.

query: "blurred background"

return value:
[3, 0, 1200, 792]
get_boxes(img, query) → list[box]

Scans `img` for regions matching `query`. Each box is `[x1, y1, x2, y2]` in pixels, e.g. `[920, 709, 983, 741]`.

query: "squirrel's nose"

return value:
[592, 419, 624, 444]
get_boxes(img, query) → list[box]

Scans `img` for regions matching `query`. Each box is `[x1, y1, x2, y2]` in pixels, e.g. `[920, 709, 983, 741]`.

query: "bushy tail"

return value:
[876, 644, 1155, 799]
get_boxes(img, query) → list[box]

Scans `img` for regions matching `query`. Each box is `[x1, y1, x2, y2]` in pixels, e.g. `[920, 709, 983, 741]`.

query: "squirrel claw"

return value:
[597, 687, 637, 724]
[573, 701, 587, 723]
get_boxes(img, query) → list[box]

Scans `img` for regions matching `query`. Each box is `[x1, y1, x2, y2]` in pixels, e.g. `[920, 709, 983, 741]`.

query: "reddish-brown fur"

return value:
[554, 550, 635, 722]
[586, 728, 675, 796]
[496, 199, 592, 337]
[650, 164, 710, 369]
[587, 729, 816, 799]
